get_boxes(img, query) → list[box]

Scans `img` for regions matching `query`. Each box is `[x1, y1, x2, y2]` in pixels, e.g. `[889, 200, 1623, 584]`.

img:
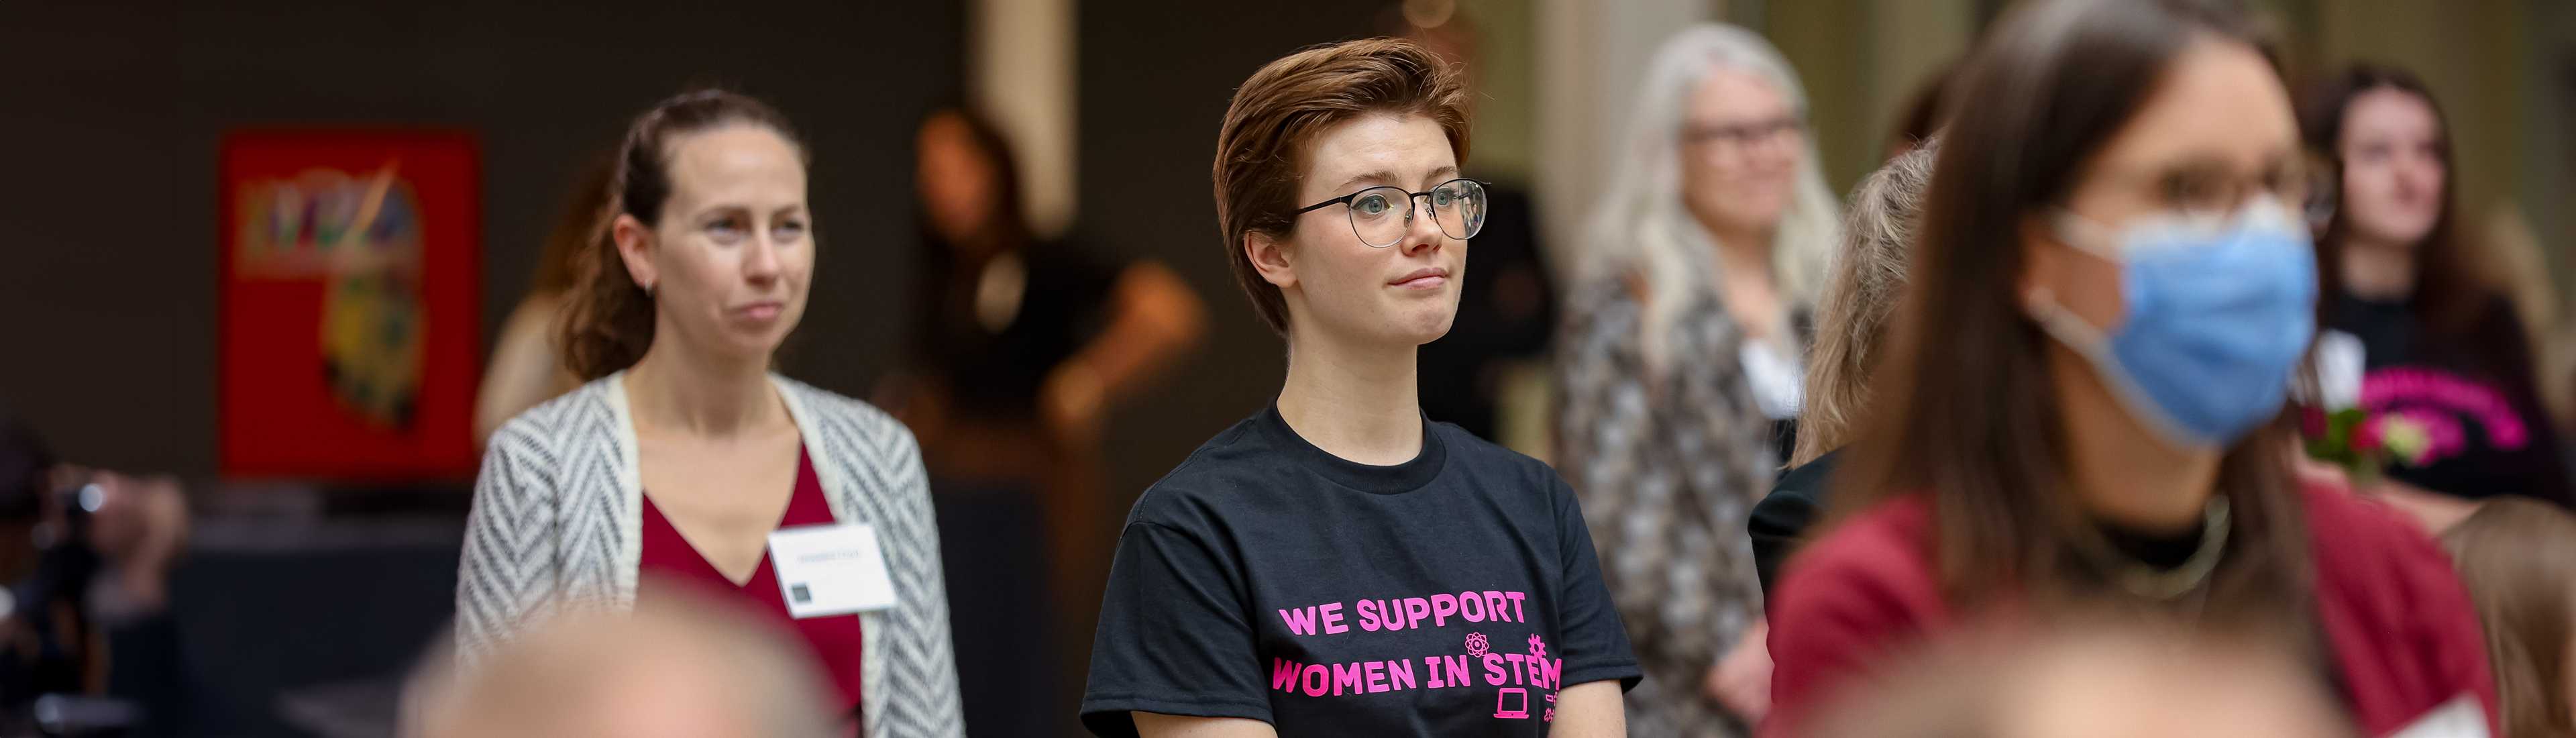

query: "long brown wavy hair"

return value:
[2301, 64, 2528, 384]
[1831, 0, 2313, 625]
[556, 90, 805, 380]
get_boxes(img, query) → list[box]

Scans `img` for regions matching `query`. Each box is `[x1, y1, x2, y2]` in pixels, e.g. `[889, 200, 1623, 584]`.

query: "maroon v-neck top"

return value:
[638, 447, 864, 715]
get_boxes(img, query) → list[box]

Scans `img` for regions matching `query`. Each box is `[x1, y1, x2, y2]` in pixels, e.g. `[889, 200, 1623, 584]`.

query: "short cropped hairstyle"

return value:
[1213, 38, 1471, 335]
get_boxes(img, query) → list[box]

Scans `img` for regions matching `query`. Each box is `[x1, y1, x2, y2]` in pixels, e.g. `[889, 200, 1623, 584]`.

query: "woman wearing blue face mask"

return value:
[1760, 1, 2498, 737]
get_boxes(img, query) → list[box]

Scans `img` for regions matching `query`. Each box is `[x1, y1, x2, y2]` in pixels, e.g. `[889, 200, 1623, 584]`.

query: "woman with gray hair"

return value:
[1750, 139, 1941, 600]
[1554, 21, 1841, 736]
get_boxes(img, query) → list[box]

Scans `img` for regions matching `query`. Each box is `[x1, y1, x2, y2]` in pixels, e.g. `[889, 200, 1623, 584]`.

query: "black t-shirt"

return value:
[2327, 293, 2573, 505]
[909, 243, 1120, 420]
[1750, 447, 1841, 602]
[1081, 405, 1641, 737]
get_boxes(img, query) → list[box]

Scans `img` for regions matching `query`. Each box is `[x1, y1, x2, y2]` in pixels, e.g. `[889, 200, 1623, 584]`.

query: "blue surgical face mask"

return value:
[2027, 197, 2318, 447]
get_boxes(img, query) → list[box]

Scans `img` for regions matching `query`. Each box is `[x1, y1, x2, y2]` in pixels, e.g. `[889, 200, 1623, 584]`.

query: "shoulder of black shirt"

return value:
[1123, 413, 1570, 527]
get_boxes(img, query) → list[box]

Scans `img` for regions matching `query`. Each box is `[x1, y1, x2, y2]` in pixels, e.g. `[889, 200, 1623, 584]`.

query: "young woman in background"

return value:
[2304, 64, 2572, 517]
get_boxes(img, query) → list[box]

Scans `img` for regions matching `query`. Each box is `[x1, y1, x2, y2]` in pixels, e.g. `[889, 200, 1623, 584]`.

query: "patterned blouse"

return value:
[1554, 258, 1785, 738]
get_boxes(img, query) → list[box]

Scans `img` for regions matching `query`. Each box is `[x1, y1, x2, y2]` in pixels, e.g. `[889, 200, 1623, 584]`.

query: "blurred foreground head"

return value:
[1807, 615, 2353, 738]
[2442, 497, 2576, 738]
[410, 588, 835, 738]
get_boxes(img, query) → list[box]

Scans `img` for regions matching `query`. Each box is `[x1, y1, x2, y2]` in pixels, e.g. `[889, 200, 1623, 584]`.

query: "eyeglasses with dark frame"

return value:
[1293, 177, 1490, 248]
[1682, 115, 1805, 160]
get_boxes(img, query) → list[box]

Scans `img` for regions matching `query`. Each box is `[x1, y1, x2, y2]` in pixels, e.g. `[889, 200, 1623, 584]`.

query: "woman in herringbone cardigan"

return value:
[456, 89, 963, 737]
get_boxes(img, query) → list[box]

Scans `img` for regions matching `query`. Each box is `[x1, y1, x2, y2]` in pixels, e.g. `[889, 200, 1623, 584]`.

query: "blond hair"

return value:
[1792, 139, 1939, 466]
[1581, 23, 1843, 370]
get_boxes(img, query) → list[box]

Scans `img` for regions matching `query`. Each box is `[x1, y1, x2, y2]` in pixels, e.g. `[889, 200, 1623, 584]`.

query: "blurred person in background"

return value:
[1082, 38, 1637, 737]
[1748, 138, 1940, 600]
[456, 89, 963, 737]
[881, 103, 1206, 736]
[1381, 3, 1561, 445]
[472, 154, 613, 448]
[885, 104, 1207, 478]
[1552, 21, 1841, 735]
[0, 414, 192, 737]
[2442, 497, 2576, 738]
[1804, 616, 2356, 738]
[409, 588, 839, 738]
[2301, 63, 2573, 519]
[1766, 1, 2497, 736]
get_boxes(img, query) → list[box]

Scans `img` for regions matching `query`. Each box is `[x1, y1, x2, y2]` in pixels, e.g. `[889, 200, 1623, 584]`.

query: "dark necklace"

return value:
[2073, 496, 2232, 601]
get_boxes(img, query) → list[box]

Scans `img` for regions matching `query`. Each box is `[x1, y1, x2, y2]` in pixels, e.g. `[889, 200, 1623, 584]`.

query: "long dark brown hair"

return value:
[557, 89, 806, 380]
[913, 104, 1032, 256]
[1833, 0, 2312, 623]
[2303, 64, 2506, 365]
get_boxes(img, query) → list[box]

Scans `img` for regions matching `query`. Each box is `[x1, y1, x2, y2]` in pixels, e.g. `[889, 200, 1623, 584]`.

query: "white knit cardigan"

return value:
[455, 372, 965, 737]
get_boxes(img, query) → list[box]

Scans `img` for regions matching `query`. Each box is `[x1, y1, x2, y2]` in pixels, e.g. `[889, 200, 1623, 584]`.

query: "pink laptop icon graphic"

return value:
[1493, 688, 1531, 719]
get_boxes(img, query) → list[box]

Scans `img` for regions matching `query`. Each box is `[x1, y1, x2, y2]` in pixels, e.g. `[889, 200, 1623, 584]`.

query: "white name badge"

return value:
[2389, 694, 2488, 738]
[767, 523, 900, 619]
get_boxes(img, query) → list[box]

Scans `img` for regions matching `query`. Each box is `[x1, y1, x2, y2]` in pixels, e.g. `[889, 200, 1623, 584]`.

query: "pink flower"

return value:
[2353, 415, 2384, 454]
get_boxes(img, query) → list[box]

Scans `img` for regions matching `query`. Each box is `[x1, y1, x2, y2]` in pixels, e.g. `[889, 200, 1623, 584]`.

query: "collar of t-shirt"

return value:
[1255, 403, 1450, 495]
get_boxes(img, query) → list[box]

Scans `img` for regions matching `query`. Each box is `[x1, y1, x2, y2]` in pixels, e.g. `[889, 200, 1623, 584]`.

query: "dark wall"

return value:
[0, 0, 963, 474]
[0, 0, 1395, 498]
[1076, 0, 1391, 513]
[3, 0, 1428, 733]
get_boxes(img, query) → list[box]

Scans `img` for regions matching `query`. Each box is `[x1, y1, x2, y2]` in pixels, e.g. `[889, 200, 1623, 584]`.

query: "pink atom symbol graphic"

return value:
[1527, 633, 1548, 659]
[1464, 633, 1491, 658]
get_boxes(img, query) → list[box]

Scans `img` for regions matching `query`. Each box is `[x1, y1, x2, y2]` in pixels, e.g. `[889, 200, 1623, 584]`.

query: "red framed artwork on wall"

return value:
[218, 129, 481, 480]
